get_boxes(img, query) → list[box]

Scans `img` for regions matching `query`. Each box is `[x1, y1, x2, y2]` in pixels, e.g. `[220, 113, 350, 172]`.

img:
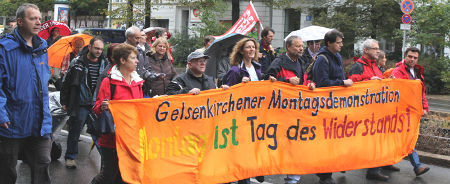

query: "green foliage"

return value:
[71, 0, 108, 17]
[420, 56, 449, 94]
[309, 0, 403, 59]
[170, 30, 203, 67]
[0, 0, 54, 17]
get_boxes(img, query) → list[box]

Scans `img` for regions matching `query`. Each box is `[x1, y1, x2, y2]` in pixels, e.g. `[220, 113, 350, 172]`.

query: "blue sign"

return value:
[402, 14, 411, 24]
[401, 0, 414, 14]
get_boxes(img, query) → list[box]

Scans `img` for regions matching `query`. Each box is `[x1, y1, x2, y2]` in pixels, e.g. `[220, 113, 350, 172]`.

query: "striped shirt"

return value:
[88, 61, 101, 92]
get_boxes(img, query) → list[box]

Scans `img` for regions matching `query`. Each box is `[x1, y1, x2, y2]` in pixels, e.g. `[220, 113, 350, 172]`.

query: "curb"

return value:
[416, 150, 450, 168]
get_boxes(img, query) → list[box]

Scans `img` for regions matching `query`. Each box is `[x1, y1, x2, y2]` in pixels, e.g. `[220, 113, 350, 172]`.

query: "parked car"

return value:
[74, 28, 126, 44]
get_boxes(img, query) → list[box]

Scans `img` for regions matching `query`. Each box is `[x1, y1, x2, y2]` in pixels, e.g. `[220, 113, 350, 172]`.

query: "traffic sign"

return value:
[401, 0, 414, 14]
[400, 24, 411, 30]
[402, 14, 412, 24]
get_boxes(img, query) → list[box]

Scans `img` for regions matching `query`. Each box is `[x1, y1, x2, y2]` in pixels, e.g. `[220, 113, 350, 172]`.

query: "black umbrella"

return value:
[204, 33, 248, 78]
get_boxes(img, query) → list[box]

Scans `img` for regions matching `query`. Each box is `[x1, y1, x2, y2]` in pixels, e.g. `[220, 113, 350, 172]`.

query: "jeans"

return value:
[90, 147, 124, 184]
[285, 175, 301, 184]
[408, 149, 423, 170]
[0, 136, 52, 184]
[65, 106, 90, 160]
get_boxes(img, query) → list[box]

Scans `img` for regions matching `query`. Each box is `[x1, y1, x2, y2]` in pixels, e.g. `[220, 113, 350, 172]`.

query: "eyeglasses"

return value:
[369, 47, 380, 50]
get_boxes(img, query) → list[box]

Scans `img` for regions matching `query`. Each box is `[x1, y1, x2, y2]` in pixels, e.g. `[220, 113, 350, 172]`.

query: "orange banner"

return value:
[109, 79, 423, 184]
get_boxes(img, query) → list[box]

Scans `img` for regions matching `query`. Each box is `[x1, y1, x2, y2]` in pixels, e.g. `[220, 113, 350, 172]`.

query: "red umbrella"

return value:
[38, 20, 71, 40]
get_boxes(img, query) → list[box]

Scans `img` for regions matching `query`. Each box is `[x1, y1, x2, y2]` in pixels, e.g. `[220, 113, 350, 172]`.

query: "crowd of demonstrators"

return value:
[195, 35, 215, 53]
[0, 3, 53, 183]
[147, 37, 177, 97]
[258, 27, 276, 74]
[91, 43, 144, 184]
[60, 37, 108, 169]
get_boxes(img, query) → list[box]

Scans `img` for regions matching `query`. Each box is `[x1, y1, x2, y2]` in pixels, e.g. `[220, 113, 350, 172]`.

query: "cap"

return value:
[187, 51, 210, 62]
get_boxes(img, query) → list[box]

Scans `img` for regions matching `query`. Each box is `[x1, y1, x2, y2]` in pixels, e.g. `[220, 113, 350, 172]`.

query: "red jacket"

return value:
[94, 66, 145, 148]
[392, 61, 428, 112]
[348, 56, 383, 82]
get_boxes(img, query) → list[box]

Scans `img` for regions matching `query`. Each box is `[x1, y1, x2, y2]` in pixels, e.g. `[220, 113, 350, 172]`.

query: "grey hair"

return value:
[362, 39, 378, 50]
[285, 35, 302, 47]
[16, 3, 39, 20]
[125, 26, 140, 38]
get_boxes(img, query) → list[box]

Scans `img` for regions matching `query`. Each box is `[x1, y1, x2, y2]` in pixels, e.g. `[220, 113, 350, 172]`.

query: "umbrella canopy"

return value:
[48, 33, 92, 68]
[204, 33, 248, 78]
[284, 25, 333, 42]
[143, 27, 171, 43]
[38, 20, 71, 40]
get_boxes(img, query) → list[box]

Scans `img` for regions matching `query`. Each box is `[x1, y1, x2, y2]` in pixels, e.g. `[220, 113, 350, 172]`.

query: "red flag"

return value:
[215, 2, 261, 39]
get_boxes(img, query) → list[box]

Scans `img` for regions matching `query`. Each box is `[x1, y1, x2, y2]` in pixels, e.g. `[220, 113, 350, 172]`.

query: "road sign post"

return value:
[400, 0, 414, 61]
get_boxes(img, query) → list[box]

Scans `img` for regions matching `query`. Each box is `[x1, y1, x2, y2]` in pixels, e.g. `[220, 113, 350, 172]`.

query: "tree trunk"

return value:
[232, 0, 240, 24]
[127, 0, 134, 28]
[144, 0, 151, 28]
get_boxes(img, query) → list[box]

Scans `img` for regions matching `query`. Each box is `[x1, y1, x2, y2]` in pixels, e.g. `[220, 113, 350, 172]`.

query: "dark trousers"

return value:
[91, 147, 124, 184]
[0, 136, 52, 184]
[317, 172, 332, 180]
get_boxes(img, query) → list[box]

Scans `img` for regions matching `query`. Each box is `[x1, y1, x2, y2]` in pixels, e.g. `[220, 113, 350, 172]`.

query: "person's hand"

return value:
[158, 73, 166, 79]
[423, 110, 428, 116]
[258, 53, 263, 58]
[288, 77, 300, 85]
[389, 75, 395, 79]
[101, 100, 109, 111]
[269, 76, 277, 82]
[270, 46, 275, 53]
[307, 82, 316, 90]
[153, 95, 168, 98]
[343, 79, 353, 86]
[371, 76, 382, 80]
[0, 122, 10, 129]
[189, 88, 201, 95]
[62, 105, 67, 111]
[242, 77, 250, 83]
[221, 85, 230, 90]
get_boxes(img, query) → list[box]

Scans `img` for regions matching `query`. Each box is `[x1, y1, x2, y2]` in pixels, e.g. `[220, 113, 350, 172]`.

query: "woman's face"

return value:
[121, 52, 139, 72]
[241, 41, 256, 61]
[156, 42, 167, 56]
[380, 55, 386, 66]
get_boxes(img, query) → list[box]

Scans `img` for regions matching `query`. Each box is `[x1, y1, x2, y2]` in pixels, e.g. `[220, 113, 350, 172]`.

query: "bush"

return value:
[421, 56, 450, 94]
[170, 32, 203, 67]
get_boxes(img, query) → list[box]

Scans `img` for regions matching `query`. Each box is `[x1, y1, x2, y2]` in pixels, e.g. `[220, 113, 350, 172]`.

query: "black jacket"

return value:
[166, 70, 216, 95]
[258, 39, 275, 74]
[266, 53, 306, 84]
[135, 47, 160, 96]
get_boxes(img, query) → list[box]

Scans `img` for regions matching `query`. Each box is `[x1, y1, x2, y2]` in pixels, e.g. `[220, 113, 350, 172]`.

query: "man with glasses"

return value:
[348, 39, 392, 181]
[391, 47, 430, 177]
[167, 51, 225, 95]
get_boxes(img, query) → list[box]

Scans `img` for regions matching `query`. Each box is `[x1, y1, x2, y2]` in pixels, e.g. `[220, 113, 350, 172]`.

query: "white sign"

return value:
[400, 24, 411, 30]
[190, 9, 201, 23]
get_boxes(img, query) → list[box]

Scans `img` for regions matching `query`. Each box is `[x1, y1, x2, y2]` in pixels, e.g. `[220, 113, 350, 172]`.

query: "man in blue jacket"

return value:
[311, 29, 353, 184]
[0, 3, 52, 184]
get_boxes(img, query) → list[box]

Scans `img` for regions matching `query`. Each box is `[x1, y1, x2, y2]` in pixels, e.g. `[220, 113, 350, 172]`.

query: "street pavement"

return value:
[15, 129, 450, 184]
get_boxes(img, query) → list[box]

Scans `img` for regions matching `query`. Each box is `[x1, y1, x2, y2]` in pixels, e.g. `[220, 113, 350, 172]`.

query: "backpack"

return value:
[86, 76, 116, 137]
[305, 54, 329, 81]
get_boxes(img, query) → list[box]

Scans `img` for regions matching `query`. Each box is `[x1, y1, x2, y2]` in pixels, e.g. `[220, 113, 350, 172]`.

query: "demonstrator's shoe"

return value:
[65, 159, 77, 169]
[414, 166, 430, 176]
[366, 172, 389, 181]
[319, 178, 336, 184]
[382, 165, 400, 171]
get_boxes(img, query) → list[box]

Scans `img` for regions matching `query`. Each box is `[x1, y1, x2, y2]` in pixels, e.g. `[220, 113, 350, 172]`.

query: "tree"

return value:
[307, 0, 403, 59]
[70, 0, 108, 27]
[0, 0, 53, 18]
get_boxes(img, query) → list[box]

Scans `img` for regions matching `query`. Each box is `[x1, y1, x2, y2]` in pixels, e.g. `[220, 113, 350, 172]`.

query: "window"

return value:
[284, 9, 301, 38]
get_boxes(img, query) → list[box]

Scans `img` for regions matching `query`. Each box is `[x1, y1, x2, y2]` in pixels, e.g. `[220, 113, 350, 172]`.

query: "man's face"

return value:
[327, 37, 343, 54]
[127, 32, 141, 46]
[364, 42, 380, 60]
[88, 40, 104, 59]
[140, 32, 147, 44]
[308, 41, 321, 53]
[286, 38, 303, 59]
[17, 8, 41, 36]
[9, 21, 17, 28]
[188, 57, 207, 74]
[404, 51, 419, 68]
[263, 31, 274, 44]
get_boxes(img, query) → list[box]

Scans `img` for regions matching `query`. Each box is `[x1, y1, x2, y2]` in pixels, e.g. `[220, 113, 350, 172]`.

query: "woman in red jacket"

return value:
[91, 43, 144, 184]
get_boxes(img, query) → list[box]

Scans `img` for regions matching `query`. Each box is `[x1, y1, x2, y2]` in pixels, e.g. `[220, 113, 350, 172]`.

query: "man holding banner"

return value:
[311, 29, 352, 184]
[348, 39, 390, 181]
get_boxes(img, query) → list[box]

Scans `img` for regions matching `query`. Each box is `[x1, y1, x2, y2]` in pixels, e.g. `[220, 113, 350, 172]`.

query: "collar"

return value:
[285, 53, 298, 62]
[110, 65, 143, 82]
[308, 48, 317, 58]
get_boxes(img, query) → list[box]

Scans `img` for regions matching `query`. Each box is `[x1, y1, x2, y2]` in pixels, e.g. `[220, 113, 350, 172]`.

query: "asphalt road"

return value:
[427, 98, 450, 113]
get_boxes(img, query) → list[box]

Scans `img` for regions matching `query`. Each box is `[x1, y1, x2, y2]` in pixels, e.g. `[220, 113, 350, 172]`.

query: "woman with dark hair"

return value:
[147, 37, 177, 97]
[46, 27, 61, 46]
[90, 43, 144, 184]
[224, 37, 263, 86]
[377, 50, 387, 73]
